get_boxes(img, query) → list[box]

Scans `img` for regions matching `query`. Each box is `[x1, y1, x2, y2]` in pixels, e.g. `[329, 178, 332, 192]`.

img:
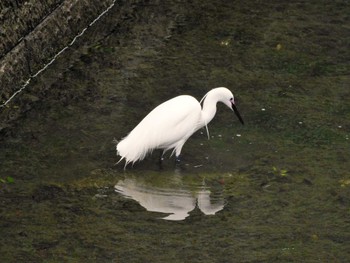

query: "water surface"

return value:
[1, 0, 349, 262]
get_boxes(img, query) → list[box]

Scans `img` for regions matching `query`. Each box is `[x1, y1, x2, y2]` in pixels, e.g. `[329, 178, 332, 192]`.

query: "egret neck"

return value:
[201, 91, 218, 126]
[200, 90, 221, 139]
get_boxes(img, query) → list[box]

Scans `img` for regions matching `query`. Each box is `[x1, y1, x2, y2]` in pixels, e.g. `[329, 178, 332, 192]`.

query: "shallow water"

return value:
[1, 0, 350, 262]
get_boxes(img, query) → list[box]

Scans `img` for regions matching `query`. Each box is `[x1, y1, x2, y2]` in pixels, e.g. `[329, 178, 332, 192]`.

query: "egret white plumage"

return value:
[116, 87, 244, 167]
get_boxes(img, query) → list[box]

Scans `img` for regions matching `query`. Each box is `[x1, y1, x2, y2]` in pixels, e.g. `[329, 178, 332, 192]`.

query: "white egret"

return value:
[116, 87, 244, 167]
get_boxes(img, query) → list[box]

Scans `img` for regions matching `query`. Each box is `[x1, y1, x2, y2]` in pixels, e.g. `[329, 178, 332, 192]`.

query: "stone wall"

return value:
[0, 0, 62, 57]
[0, 0, 114, 108]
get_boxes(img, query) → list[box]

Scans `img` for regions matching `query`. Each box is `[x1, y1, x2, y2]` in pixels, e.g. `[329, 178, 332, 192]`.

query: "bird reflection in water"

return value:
[114, 172, 225, 221]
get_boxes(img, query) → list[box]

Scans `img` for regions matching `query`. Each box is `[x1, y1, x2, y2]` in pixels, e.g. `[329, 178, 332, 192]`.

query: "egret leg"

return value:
[159, 150, 165, 163]
[159, 151, 164, 163]
[158, 150, 166, 169]
[174, 140, 186, 165]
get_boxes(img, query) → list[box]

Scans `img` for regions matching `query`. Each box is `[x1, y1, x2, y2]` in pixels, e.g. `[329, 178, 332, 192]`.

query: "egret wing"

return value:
[117, 95, 201, 164]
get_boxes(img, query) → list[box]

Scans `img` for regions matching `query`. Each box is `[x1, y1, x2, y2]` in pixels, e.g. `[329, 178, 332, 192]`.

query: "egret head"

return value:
[217, 87, 244, 125]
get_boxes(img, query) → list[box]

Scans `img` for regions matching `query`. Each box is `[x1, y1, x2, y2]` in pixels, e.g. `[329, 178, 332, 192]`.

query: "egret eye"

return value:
[230, 97, 234, 101]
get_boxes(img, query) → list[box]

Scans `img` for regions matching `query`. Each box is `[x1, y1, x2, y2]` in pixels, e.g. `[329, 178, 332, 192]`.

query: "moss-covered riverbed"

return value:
[1, 0, 349, 262]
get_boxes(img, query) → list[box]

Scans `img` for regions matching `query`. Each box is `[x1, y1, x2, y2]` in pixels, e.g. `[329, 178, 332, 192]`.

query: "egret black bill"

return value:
[231, 103, 244, 125]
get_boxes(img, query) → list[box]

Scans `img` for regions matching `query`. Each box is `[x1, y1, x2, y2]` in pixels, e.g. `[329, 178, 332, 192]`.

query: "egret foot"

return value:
[175, 156, 181, 165]
[158, 150, 165, 164]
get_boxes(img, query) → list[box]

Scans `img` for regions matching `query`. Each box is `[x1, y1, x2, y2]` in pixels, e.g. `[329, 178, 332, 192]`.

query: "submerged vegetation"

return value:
[0, 176, 14, 192]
